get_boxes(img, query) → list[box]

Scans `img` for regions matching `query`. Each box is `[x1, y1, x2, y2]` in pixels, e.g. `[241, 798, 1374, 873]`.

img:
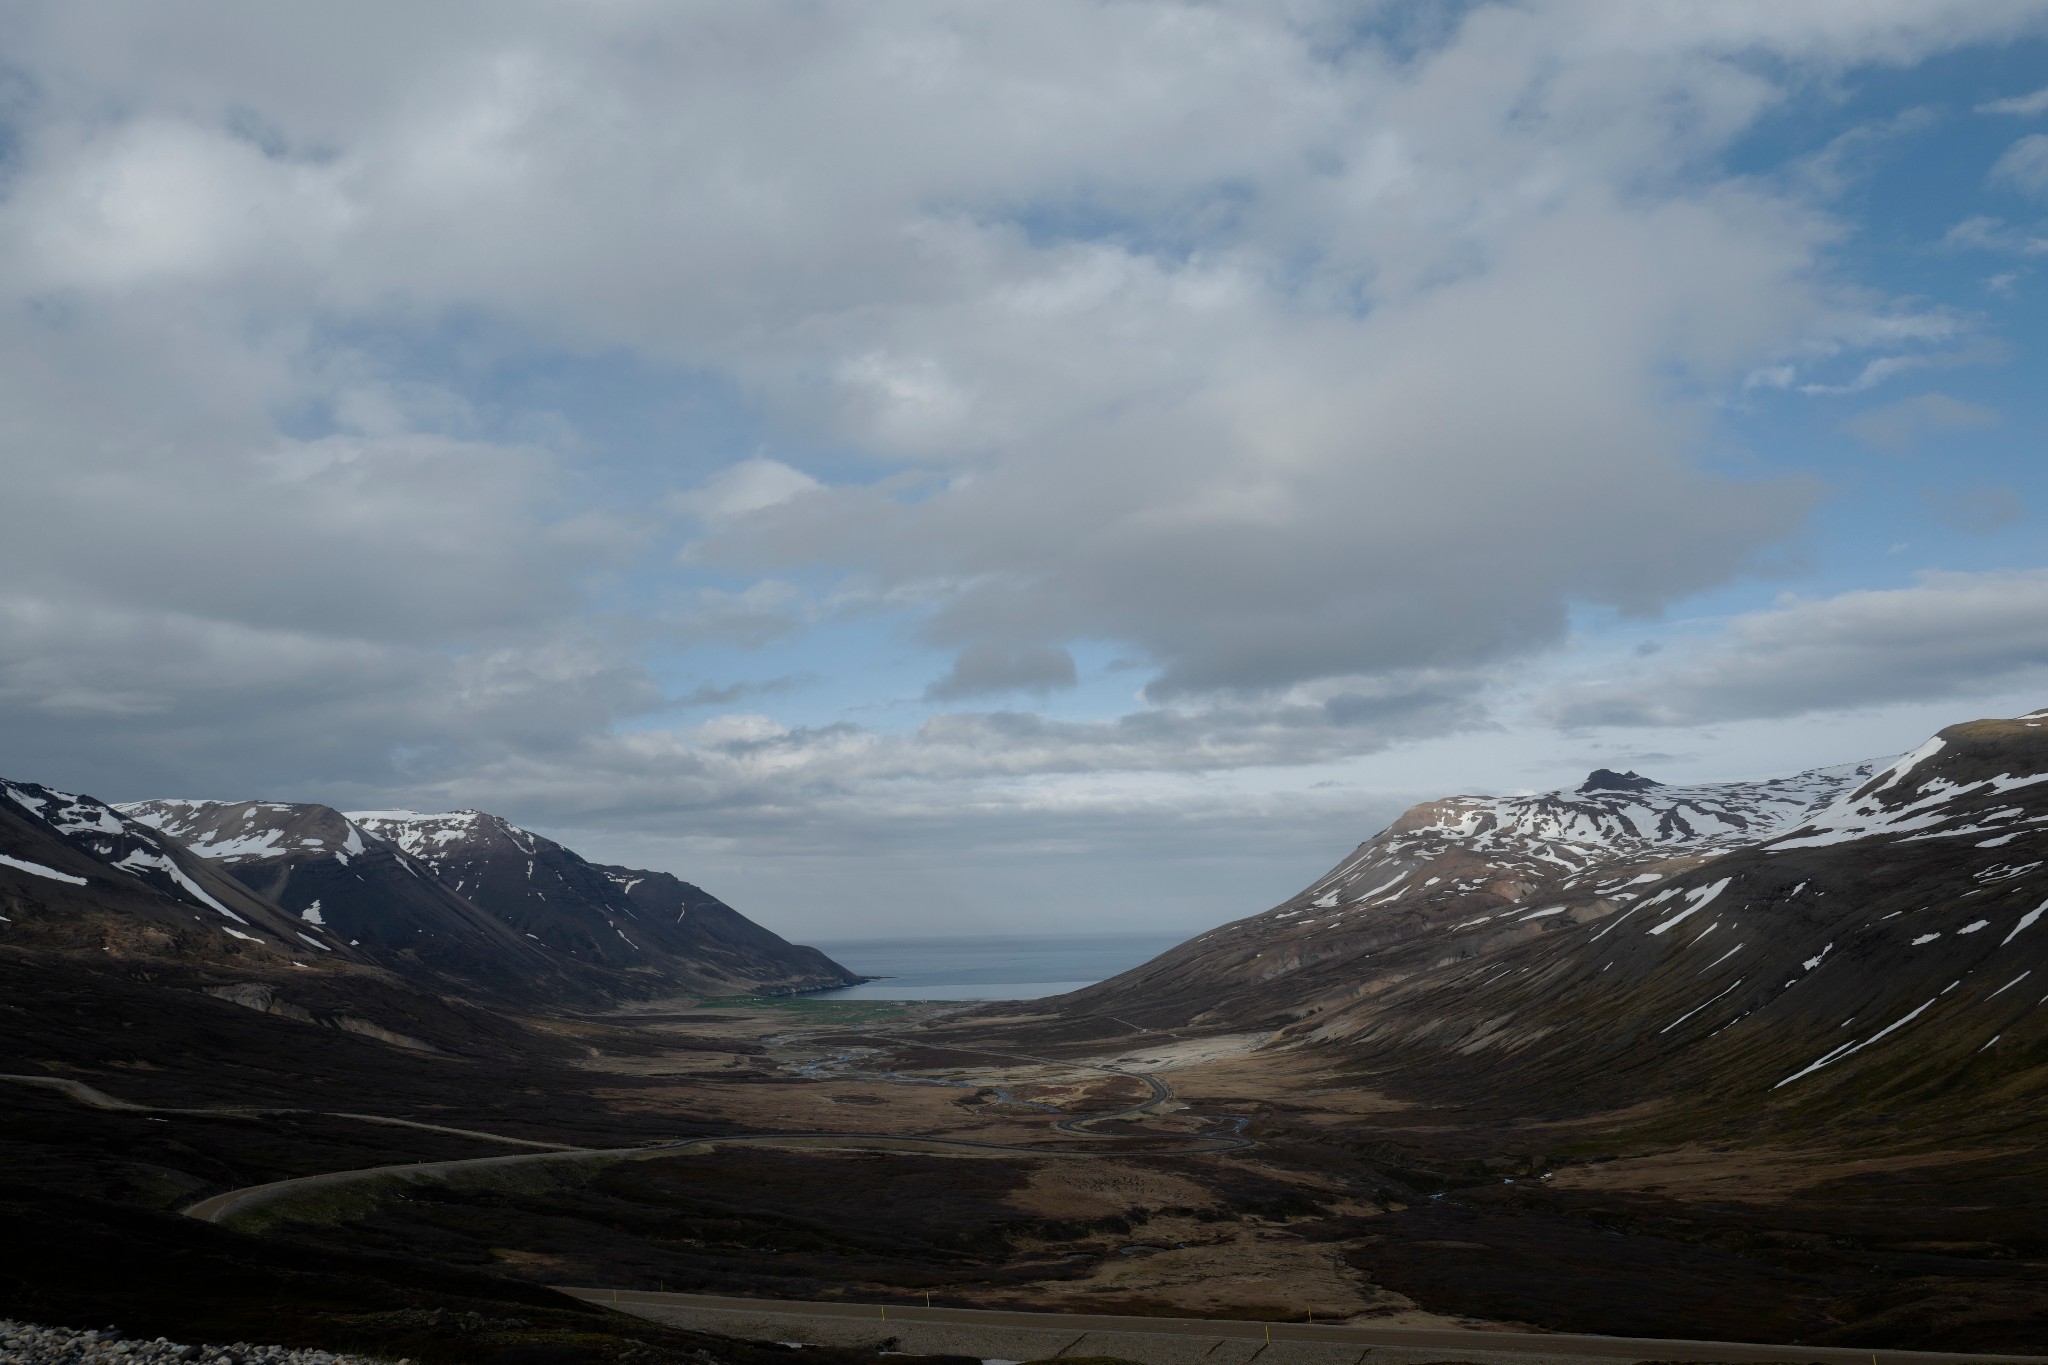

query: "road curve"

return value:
[172, 1037, 1248, 1225]
[4, 1056, 1241, 1231]
[182, 1126, 1254, 1226]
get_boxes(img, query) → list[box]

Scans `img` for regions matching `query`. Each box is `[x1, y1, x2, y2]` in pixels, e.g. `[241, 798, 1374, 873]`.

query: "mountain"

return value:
[0, 782, 567, 1058]
[116, 799, 599, 1004]
[2, 781, 349, 963]
[1035, 710, 2048, 1125]
[343, 808, 855, 996]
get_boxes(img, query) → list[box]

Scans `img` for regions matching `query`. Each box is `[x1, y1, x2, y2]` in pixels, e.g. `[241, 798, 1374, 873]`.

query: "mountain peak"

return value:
[1579, 768, 1660, 793]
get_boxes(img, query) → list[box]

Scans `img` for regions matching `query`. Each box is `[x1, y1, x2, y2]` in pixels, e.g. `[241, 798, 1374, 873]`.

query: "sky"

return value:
[3, 1, 2047, 941]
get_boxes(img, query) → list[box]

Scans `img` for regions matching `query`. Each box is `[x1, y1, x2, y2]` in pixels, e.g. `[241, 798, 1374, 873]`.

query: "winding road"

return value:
[4, 1041, 1245, 1232]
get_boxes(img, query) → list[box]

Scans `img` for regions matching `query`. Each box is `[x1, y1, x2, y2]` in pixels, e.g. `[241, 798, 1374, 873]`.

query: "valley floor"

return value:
[24, 991, 2033, 1357]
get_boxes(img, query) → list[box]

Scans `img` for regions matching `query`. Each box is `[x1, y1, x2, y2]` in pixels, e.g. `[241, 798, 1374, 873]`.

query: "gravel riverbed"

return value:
[0, 1321, 401, 1365]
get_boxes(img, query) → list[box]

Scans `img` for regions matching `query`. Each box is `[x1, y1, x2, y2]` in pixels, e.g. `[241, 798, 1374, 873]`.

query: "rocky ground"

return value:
[0, 1320, 401, 1365]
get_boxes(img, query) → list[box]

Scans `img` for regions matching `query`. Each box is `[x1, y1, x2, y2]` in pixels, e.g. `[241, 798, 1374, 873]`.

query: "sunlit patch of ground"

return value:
[1080, 1033, 1271, 1072]
[1009, 1159, 1218, 1221]
[993, 1159, 1440, 1323]
[999, 1214, 1393, 1321]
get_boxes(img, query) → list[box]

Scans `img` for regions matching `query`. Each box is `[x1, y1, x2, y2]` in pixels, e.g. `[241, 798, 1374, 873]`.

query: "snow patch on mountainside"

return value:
[346, 810, 499, 863]
[0, 852, 88, 885]
[110, 848, 250, 923]
[6, 784, 127, 837]
[120, 799, 385, 865]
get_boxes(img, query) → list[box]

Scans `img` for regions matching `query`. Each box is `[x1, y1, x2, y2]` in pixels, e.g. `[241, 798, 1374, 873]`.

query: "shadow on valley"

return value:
[0, 1090, 911, 1365]
[0, 956, 876, 1365]
[219, 1145, 1337, 1314]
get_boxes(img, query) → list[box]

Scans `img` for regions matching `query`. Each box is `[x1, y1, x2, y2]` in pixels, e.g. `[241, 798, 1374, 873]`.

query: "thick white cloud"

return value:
[675, 459, 824, 524]
[717, 196, 1829, 697]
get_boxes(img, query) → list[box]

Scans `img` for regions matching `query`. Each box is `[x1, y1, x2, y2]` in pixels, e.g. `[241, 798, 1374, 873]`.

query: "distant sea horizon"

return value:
[801, 930, 1189, 1001]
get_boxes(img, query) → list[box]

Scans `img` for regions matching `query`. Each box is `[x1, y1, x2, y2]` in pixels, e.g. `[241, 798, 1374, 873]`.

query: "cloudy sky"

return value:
[5, 1, 2047, 939]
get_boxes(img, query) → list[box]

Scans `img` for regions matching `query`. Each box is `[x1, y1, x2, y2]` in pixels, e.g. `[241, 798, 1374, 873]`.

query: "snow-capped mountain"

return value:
[3, 780, 850, 1074]
[2, 785, 609, 1065]
[347, 808, 855, 995]
[119, 799, 589, 1002]
[2, 781, 347, 960]
[13, 784, 851, 1006]
[1274, 757, 1874, 933]
[1041, 710, 2048, 1119]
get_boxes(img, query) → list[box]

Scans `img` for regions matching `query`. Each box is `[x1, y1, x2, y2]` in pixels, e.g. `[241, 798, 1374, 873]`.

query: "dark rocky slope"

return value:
[349, 808, 854, 996]
[119, 800, 610, 1005]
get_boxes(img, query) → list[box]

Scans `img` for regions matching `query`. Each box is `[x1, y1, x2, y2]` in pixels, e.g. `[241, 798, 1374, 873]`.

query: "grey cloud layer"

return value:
[925, 645, 1078, 700]
[405, 672, 1489, 829]
[1546, 570, 2048, 729]
[0, 1, 2042, 833]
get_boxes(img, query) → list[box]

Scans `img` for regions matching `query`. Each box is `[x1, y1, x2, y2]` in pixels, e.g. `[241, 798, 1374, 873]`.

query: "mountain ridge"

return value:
[110, 800, 858, 1002]
[117, 798, 600, 1005]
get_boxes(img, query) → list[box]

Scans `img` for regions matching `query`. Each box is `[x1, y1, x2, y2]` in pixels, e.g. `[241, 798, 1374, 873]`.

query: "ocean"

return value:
[802, 931, 1187, 1001]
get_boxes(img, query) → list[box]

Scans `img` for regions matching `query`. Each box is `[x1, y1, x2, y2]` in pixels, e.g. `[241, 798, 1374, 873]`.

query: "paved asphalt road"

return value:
[177, 1125, 1254, 1224]
[561, 1287, 2048, 1365]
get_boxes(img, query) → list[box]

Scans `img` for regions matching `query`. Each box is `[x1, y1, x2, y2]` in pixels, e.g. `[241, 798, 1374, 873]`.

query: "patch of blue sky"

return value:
[1557, 41, 2048, 643]
[990, 175, 1260, 260]
[629, 623, 910, 732]
[632, 616, 1149, 736]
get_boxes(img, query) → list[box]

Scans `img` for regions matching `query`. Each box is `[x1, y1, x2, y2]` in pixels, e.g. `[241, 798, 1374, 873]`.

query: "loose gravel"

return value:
[0, 1321, 402, 1365]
